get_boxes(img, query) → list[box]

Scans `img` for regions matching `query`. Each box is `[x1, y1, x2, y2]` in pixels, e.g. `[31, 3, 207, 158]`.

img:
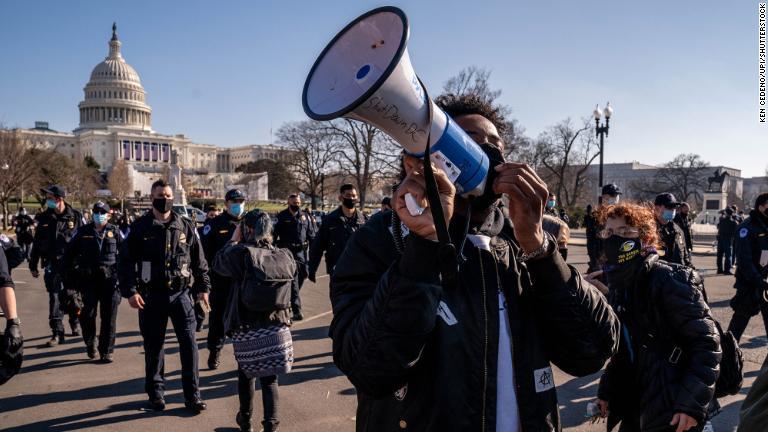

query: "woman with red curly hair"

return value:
[587, 202, 720, 432]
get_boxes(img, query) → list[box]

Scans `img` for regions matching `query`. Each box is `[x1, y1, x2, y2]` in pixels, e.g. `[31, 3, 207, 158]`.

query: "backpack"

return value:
[240, 245, 296, 312]
[642, 262, 743, 398]
[0, 234, 24, 270]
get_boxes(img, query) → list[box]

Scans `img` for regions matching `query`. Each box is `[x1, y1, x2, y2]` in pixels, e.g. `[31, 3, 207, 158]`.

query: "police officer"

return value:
[727, 193, 768, 358]
[585, 184, 622, 271]
[61, 202, 122, 362]
[308, 184, 367, 282]
[544, 193, 557, 216]
[717, 207, 739, 275]
[674, 202, 694, 255]
[200, 188, 245, 370]
[653, 192, 692, 267]
[12, 208, 34, 259]
[29, 185, 85, 347]
[118, 179, 210, 413]
[1, 246, 23, 385]
[274, 194, 315, 321]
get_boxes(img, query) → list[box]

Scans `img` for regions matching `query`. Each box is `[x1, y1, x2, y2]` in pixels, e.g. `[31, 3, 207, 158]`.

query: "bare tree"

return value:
[443, 66, 503, 107]
[533, 118, 600, 208]
[323, 119, 399, 207]
[630, 154, 710, 207]
[0, 130, 59, 228]
[108, 159, 132, 211]
[277, 121, 340, 209]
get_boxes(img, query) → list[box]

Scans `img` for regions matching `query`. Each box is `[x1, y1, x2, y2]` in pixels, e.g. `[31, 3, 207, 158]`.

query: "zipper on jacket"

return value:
[478, 248, 489, 431]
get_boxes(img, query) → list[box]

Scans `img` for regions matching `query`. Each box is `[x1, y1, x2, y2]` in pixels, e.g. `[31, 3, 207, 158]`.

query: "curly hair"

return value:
[434, 93, 507, 135]
[595, 201, 662, 249]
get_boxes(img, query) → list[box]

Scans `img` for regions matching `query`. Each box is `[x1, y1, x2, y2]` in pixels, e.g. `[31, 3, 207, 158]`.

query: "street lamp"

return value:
[593, 102, 613, 188]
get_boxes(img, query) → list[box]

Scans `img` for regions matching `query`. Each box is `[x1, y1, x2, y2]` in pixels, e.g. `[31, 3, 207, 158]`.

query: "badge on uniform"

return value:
[301, 214, 306, 222]
[179, 233, 187, 244]
[202, 225, 211, 235]
[107, 231, 114, 238]
[67, 221, 74, 229]
[740, 228, 749, 238]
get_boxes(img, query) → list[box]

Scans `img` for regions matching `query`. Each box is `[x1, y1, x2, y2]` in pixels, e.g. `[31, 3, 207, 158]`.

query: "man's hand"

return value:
[670, 413, 698, 432]
[128, 293, 145, 310]
[0, 319, 23, 385]
[492, 163, 548, 253]
[394, 155, 456, 241]
[29, 269, 39, 278]
[197, 292, 209, 308]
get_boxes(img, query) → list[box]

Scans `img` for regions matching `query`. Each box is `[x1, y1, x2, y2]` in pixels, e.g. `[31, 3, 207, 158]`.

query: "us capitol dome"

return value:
[77, 23, 152, 131]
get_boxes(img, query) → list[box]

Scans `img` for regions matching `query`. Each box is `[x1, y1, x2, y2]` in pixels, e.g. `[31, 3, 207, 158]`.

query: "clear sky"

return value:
[1, 0, 766, 177]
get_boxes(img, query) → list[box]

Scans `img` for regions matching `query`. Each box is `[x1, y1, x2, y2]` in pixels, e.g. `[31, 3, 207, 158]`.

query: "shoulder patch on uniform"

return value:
[107, 231, 114, 238]
[436, 301, 458, 326]
[179, 232, 187, 244]
[202, 225, 211, 235]
[740, 228, 749, 238]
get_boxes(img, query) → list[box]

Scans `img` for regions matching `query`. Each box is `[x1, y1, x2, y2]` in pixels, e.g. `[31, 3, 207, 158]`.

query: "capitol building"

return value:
[12, 24, 288, 200]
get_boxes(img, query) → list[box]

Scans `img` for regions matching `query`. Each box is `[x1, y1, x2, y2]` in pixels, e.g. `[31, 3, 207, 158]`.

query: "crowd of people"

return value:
[0, 93, 767, 432]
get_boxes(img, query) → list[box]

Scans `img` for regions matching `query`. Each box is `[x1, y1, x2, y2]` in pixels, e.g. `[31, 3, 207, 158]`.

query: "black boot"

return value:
[208, 349, 221, 370]
[236, 411, 253, 432]
[86, 344, 96, 359]
[261, 420, 280, 432]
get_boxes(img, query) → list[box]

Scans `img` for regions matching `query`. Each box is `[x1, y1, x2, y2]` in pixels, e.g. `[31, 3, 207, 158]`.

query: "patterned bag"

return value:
[232, 324, 293, 378]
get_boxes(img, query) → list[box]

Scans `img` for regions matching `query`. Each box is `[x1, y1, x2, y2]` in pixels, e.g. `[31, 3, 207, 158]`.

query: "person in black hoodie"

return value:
[329, 93, 619, 431]
[588, 202, 720, 432]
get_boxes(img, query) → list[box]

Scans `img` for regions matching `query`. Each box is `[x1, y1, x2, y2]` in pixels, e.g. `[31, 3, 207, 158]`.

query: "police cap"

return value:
[41, 184, 66, 198]
[601, 184, 622, 196]
[92, 201, 110, 213]
[654, 193, 681, 208]
[225, 189, 246, 201]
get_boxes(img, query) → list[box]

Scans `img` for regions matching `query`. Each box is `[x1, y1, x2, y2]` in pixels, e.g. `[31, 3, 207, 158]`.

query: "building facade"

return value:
[11, 24, 287, 199]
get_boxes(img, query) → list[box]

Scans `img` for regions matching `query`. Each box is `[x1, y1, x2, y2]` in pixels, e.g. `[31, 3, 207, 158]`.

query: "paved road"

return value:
[1, 234, 765, 431]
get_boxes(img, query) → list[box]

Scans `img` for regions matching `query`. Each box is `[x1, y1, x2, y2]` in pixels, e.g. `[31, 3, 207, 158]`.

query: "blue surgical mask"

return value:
[662, 209, 676, 222]
[45, 199, 57, 209]
[228, 202, 244, 218]
[546, 200, 556, 209]
[93, 213, 108, 225]
[606, 196, 619, 205]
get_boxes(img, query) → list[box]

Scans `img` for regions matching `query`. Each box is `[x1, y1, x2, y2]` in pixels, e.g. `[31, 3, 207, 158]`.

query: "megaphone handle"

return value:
[416, 76, 451, 248]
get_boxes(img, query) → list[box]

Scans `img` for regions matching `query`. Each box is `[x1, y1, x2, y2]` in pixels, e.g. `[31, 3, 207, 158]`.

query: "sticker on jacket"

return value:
[436, 301, 458, 326]
[534, 367, 554, 393]
[740, 228, 748, 238]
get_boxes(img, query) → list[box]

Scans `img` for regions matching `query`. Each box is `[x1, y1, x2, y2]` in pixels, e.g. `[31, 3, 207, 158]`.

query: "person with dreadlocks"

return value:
[328, 93, 619, 431]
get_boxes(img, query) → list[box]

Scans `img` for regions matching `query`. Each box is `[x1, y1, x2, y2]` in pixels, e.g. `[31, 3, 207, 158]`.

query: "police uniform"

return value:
[727, 209, 768, 342]
[274, 207, 315, 315]
[308, 206, 367, 278]
[12, 213, 35, 258]
[200, 208, 241, 366]
[657, 220, 692, 267]
[717, 213, 739, 274]
[61, 209, 123, 361]
[29, 190, 85, 341]
[118, 211, 211, 405]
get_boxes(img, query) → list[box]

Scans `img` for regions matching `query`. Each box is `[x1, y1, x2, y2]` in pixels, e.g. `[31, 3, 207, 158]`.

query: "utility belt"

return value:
[279, 241, 308, 254]
[75, 264, 117, 279]
[137, 276, 191, 294]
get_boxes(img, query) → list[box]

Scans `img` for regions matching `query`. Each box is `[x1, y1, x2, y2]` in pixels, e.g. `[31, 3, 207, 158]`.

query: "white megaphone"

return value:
[302, 6, 490, 198]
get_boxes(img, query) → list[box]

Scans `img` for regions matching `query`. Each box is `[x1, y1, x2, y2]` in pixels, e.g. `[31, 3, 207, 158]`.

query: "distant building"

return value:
[9, 24, 291, 199]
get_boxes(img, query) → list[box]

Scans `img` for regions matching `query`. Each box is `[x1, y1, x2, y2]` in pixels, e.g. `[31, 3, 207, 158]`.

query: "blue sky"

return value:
[1, 0, 766, 177]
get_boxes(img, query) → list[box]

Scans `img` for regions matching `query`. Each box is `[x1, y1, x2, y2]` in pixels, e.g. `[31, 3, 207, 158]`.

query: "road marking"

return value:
[294, 310, 333, 327]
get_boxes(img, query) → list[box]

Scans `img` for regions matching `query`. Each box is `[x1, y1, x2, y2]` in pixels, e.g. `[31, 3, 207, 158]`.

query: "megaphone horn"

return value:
[302, 6, 490, 197]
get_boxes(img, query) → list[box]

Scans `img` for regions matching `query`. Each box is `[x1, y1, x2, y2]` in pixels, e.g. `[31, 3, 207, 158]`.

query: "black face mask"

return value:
[289, 205, 300, 213]
[602, 235, 643, 266]
[470, 143, 505, 212]
[342, 198, 357, 210]
[152, 198, 173, 214]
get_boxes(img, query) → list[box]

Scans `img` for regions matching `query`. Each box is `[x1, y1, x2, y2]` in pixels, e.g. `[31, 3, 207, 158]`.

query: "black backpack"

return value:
[240, 245, 296, 312]
[643, 262, 743, 398]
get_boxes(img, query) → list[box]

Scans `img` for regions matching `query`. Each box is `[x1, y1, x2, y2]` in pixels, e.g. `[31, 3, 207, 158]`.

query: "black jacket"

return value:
[329, 210, 619, 431]
[717, 216, 738, 241]
[0, 248, 13, 290]
[118, 212, 210, 297]
[61, 223, 123, 281]
[734, 210, 768, 291]
[273, 208, 316, 257]
[309, 207, 367, 276]
[598, 255, 721, 430]
[29, 204, 84, 271]
[200, 212, 241, 292]
[674, 213, 694, 251]
[657, 220, 692, 267]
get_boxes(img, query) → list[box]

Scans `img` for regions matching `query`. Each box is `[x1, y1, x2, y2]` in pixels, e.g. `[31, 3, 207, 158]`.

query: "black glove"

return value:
[0, 318, 23, 385]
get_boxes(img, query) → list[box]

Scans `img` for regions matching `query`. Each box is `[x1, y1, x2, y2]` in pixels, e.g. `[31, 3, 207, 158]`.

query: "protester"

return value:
[29, 185, 85, 347]
[588, 202, 720, 432]
[308, 184, 367, 281]
[118, 180, 211, 413]
[380, 197, 392, 212]
[726, 193, 768, 361]
[653, 193, 692, 267]
[0, 247, 23, 385]
[213, 210, 295, 432]
[674, 202, 694, 255]
[329, 93, 618, 431]
[545, 192, 558, 216]
[543, 213, 570, 261]
[586, 184, 623, 272]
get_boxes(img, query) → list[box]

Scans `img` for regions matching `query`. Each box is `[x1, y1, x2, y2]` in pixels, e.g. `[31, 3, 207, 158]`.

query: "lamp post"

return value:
[593, 102, 613, 188]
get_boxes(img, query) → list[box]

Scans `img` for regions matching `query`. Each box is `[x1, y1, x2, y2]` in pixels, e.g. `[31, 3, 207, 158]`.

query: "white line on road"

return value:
[294, 310, 333, 327]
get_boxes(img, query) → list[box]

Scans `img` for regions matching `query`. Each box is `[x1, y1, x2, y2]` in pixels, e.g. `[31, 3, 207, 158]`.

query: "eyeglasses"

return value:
[598, 227, 641, 239]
